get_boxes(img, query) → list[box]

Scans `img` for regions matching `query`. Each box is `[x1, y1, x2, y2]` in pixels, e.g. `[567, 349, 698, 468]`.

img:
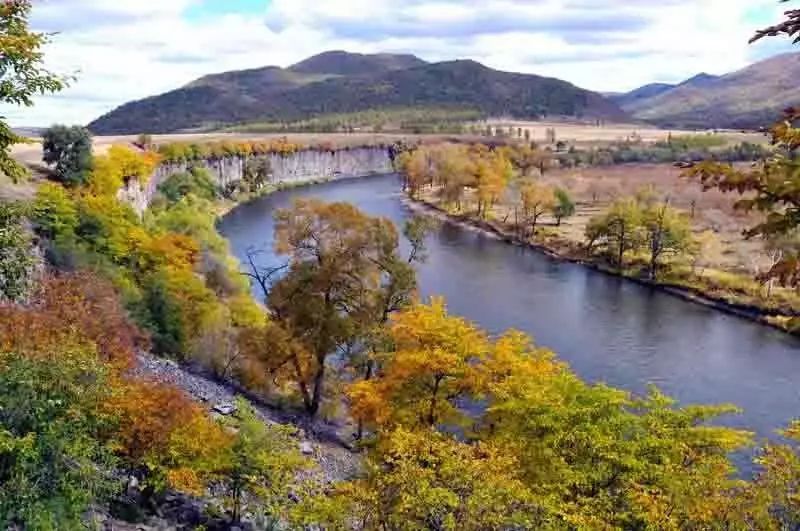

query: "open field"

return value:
[9, 120, 768, 166]
[485, 119, 767, 146]
[539, 163, 766, 274]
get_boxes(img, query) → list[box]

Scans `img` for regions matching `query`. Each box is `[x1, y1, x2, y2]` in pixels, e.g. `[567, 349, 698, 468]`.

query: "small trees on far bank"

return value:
[585, 196, 694, 280]
[552, 188, 575, 226]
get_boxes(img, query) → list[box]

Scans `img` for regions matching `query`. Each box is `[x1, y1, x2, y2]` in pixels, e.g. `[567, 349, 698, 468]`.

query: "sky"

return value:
[4, 0, 796, 126]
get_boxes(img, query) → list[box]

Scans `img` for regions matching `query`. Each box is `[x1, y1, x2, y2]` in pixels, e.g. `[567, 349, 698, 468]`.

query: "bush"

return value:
[0, 344, 115, 529]
[0, 202, 35, 302]
[157, 167, 218, 204]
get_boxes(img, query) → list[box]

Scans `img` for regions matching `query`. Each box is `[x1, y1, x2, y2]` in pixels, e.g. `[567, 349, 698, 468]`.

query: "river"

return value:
[219, 174, 800, 469]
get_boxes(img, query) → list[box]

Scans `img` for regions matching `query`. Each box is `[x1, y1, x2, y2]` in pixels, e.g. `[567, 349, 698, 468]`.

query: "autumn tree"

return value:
[349, 299, 488, 430]
[403, 214, 437, 264]
[395, 149, 432, 198]
[642, 203, 694, 280]
[518, 179, 555, 237]
[510, 144, 540, 177]
[307, 428, 541, 531]
[690, 230, 725, 277]
[42, 125, 93, 187]
[431, 145, 472, 210]
[89, 144, 160, 196]
[735, 420, 800, 529]
[685, 4, 800, 286]
[473, 148, 512, 219]
[0, 0, 68, 182]
[264, 199, 417, 417]
[242, 157, 272, 193]
[135, 133, 152, 150]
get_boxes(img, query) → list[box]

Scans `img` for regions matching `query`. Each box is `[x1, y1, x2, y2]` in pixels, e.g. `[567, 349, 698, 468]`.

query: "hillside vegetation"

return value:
[88, 51, 627, 135]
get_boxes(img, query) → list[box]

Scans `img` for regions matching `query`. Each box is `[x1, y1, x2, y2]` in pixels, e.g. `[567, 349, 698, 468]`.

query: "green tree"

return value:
[218, 399, 306, 525]
[587, 198, 644, 269]
[157, 167, 217, 204]
[403, 215, 437, 264]
[41, 125, 93, 186]
[0, 202, 34, 302]
[552, 188, 576, 226]
[31, 182, 79, 241]
[0, 1, 68, 182]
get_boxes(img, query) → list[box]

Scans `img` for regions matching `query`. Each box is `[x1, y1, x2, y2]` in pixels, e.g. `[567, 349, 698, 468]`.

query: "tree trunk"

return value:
[291, 355, 313, 413]
[309, 358, 326, 417]
[427, 376, 442, 427]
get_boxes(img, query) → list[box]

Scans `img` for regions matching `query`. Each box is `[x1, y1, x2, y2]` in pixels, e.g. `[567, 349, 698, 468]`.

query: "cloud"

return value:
[1, 0, 794, 126]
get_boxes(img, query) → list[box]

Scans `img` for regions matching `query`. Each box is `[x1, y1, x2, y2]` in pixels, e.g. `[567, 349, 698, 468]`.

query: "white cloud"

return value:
[2, 0, 793, 126]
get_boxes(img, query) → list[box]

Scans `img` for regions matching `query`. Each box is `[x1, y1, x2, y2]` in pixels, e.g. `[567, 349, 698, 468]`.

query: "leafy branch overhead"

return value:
[750, 0, 800, 43]
[684, 5, 800, 286]
[0, 0, 68, 182]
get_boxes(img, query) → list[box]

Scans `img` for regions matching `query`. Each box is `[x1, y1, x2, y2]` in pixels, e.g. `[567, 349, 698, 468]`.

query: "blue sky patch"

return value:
[185, 0, 270, 21]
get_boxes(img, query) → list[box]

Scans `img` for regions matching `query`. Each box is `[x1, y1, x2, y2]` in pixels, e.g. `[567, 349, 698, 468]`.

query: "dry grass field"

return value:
[485, 119, 767, 147]
[538, 164, 766, 274]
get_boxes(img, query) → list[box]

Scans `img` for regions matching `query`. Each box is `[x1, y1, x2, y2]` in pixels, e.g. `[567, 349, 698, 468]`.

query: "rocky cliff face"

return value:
[119, 146, 395, 213]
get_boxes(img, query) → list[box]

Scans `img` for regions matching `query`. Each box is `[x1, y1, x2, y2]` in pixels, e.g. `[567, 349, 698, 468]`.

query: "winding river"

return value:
[219, 174, 800, 470]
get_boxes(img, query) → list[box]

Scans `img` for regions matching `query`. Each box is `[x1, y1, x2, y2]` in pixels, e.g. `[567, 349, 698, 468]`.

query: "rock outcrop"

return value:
[119, 146, 394, 213]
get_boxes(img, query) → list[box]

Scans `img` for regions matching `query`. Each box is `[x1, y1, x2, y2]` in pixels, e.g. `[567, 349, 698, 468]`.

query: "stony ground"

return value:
[134, 353, 362, 485]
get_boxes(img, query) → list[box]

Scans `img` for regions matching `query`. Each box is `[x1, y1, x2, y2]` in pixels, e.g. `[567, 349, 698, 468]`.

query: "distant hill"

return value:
[614, 54, 800, 129]
[611, 83, 675, 109]
[611, 73, 720, 114]
[88, 51, 628, 134]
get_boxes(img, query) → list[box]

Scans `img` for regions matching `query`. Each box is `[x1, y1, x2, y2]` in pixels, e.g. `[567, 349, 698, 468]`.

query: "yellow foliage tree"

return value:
[349, 298, 488, 430]
[304, 427, 542, 531]
[89, 144, 161, 195]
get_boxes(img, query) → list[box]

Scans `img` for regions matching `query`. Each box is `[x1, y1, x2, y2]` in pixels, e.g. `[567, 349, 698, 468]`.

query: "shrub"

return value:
[157, 167, 218, 204]
[0, 202, 35, 302]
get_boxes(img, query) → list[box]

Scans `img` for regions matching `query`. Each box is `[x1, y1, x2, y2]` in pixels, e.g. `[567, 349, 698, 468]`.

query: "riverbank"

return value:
[404, 196, 799, 336]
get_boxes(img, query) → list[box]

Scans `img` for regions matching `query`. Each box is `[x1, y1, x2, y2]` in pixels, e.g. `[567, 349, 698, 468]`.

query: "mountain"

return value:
[677, 73, 719, 87]
[88, 51, 628, 134]
[288, 50, 427, 76]
[615, 54, 800, 129]
[612, 73, 720, 114]
[610, 83, 675, 109]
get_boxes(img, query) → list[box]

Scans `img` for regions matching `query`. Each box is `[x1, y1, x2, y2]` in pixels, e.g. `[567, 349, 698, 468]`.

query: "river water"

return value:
[219, 174, 800, 468]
